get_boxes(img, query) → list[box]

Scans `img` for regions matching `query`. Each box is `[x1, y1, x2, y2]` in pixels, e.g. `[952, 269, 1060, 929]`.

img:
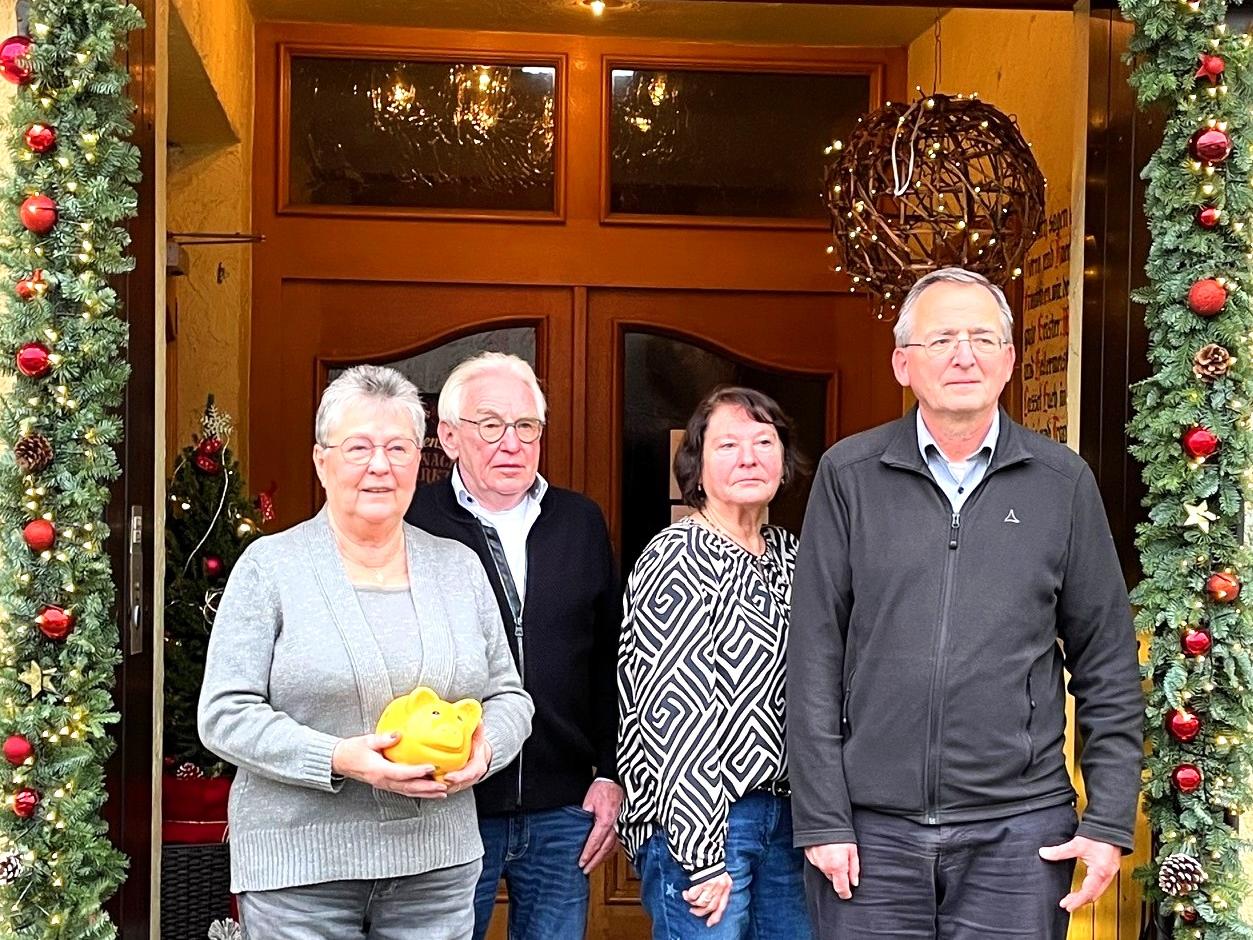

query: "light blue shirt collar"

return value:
[916, 411, 999, 513]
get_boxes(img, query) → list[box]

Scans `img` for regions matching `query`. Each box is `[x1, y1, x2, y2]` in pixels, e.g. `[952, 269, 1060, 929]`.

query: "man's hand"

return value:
[577, 779, 624, 874]
[1038, 836, 1121, 912]
[682, 872, 733, 925]
[444, 723, 492, 794]
[805, 843, 860, 900]
[331, 732, 447, 798]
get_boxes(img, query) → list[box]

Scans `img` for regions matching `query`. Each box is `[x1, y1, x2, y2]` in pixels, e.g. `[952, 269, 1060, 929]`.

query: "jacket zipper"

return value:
[924, 510, 961, 824]
[513, 613, 525, 807]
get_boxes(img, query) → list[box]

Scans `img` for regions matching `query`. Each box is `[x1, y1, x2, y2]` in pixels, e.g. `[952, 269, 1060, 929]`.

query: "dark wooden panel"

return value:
[1081, 8, 1159, 587]
[104, 0, 158, 934]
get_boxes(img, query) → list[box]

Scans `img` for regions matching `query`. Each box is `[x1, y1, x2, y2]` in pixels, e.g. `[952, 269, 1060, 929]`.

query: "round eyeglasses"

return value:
[901, 335, 1008, 358]
[322, 436, 420, 466]
[460, 417, 545, 444]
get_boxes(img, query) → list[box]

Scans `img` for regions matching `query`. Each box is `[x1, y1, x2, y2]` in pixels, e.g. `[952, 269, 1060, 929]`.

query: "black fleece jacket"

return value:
[787, 409, 1144, 851]
[406, 476, 620, 816]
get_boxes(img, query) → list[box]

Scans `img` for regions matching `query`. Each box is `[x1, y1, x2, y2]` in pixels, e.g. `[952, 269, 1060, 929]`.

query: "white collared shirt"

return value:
[916, 411, 1000, 514]
[450, 465, 547, 606]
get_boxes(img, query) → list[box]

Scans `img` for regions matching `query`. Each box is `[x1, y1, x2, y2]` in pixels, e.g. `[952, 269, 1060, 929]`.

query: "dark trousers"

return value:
[804, 804, 1077, 939]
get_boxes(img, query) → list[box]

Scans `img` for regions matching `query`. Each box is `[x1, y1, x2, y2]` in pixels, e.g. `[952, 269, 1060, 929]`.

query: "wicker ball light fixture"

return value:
[823, 93, 1046, 318]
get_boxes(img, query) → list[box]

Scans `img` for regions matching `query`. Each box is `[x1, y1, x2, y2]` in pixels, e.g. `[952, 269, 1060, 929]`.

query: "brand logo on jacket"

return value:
[1004, 509, 1021, 524]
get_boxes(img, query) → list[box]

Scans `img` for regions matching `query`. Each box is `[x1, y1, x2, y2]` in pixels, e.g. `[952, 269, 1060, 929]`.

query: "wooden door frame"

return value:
[107, 0, 159, 935]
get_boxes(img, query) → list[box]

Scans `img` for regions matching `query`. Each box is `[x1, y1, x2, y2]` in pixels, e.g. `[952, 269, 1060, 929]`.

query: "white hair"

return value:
[315, 365, 425, 445]
[894, 267, 1014, 346]
[437, 352, 547, 425]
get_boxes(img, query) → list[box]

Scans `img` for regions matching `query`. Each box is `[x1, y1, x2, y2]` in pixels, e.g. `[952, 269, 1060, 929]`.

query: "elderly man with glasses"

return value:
[787, 267, 1143, 939]
[406, 352, 622, 940]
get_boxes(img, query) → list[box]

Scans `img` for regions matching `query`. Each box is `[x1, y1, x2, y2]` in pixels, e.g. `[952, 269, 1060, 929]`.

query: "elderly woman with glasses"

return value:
[617, 386, 811, 940]
[198, 364, 534, 940]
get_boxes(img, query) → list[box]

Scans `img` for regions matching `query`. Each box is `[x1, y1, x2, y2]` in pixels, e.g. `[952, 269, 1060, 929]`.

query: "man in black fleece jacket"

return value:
[788, 268, 1143, 939]
[406, 352, 621, 940]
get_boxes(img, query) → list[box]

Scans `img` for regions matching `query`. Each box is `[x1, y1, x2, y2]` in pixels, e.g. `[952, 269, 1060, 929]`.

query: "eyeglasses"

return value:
[901, 334, 1008, 358]
[460, 416, 545, 444]
[322, 436, 420, 466]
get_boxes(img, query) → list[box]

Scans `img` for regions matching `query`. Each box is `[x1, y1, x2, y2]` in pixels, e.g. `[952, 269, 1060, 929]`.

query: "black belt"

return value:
[752, 779, 791, 798]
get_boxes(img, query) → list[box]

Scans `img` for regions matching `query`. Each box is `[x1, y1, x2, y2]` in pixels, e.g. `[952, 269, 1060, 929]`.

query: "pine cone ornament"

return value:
[1193, 343, 1234, 381]
[0, 851, 22, 885]
[14, 434, 52, 473]
[200, 395, 234, 441]
[1158, 852, 1207, 896]
[175, 761, 204, 780]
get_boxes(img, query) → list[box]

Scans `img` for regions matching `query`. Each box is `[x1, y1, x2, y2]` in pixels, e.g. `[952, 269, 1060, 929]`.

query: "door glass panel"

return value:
[328, 327, 536, 487]
[608, 68, 870, 220]
[289, 56, 557, 212]
[621, 331, 827, 573]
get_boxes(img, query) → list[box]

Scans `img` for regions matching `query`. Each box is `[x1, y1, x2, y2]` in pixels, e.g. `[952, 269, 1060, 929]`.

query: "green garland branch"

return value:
[0, 2, 143, 937]
[1123, 0, 1253, 936]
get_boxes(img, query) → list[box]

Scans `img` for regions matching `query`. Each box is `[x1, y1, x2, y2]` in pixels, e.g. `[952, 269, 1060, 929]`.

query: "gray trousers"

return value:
[804, 804, 1077, 939]
[238, 859, 482, 940]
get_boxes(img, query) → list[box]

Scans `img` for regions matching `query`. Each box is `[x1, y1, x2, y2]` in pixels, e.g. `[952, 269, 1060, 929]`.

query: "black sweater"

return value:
[406, 477, 620, 816]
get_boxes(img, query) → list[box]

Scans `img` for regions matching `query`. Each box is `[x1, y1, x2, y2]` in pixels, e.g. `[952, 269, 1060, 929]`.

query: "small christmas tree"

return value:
[164, 397, 269, 776]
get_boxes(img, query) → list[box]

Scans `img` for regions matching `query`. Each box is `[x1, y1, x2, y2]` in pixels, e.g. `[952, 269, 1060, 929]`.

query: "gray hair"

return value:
[437, 352, 548, 426]
[315, 365, 426, 445]
[894, 267, 1014, 347]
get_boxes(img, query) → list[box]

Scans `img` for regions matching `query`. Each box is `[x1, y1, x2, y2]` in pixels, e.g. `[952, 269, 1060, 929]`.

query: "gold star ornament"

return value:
[1184, 500, 1219, 534]
[18, 661, 56, 698]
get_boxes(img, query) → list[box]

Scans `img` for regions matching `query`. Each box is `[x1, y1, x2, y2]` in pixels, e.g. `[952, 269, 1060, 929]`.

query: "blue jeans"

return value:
[473, 805, 594, 940]
[638, 793, 811, 940]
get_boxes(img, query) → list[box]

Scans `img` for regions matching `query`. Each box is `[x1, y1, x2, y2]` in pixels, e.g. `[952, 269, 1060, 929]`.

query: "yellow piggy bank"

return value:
[375, 687, 482, 776]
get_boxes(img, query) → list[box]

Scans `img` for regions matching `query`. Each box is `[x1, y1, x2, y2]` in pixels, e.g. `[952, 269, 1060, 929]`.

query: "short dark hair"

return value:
[673, 386, 802, 510]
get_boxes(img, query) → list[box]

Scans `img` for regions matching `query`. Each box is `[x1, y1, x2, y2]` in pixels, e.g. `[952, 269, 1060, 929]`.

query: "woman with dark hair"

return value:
[616, 386, 811, 940]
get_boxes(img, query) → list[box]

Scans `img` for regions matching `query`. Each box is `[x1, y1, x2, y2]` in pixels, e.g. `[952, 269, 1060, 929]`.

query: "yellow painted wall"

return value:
[908, 7, 1084, 453]
[166, 0, 253, 465]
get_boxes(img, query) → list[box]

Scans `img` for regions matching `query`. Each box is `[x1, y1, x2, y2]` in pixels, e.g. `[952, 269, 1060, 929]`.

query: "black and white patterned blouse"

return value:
[616, 516, 799, 883]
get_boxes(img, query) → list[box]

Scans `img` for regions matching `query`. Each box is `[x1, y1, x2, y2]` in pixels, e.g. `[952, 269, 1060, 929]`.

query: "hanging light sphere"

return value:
[823, 93, 1045, 317]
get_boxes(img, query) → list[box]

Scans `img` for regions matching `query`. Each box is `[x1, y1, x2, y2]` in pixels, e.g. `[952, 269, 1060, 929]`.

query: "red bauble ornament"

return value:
[1180, 908, 1200, 924]
[2, 736, 31, 767]
[1182, 627, 1212, 656]
[1171, 763, 1203, 793]
[1197, 53, 1226, 83]
[0, 36, 33, 85]
[197, 436, 224, 458]
[1188, 278, 1227, 317]
[18, 194, 56, 235]
[23, 123, 55, 154]
[1198, 206, 1221, 229]
[1191, 127, 1233, 165]
[15, 342, 50, 378]
[12, 788, 38, 818]
[35, 606, 73, 641]
[21, 519, 54, 553]
[1167, 709, 1202, 743]
[15, 269, 47, 301]
[1206, 571, 1241, 603]
[194, 453, 221, 475]
[202, 555, 225, 580]
[1182, 426, 1220, 460]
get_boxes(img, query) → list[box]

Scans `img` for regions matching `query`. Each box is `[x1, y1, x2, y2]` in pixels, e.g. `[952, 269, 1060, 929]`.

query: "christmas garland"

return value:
[1122, 0, 1253, 935]
[0, 1, 143, 937]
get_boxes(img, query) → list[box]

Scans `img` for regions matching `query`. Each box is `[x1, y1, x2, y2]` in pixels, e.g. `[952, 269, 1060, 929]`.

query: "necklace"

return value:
[698, 507, 765, 558]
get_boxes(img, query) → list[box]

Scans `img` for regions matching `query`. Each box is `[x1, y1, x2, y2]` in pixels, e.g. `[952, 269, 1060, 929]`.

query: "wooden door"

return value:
[582, 286, 900, 939]
[249, 281, 575, 531]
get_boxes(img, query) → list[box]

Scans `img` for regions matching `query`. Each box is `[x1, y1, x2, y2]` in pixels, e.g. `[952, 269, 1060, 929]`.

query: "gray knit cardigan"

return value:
[197, 508, 534, 892]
